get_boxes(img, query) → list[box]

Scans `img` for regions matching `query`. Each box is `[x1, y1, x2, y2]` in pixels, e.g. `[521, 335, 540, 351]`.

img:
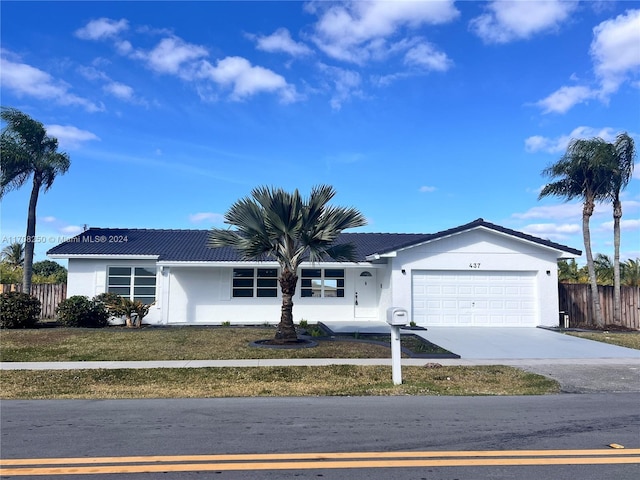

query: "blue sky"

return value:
[1, 0, 639, 265]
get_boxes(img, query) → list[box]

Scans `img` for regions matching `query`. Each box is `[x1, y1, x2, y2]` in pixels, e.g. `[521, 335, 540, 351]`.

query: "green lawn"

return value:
[0, 325, 562, 399]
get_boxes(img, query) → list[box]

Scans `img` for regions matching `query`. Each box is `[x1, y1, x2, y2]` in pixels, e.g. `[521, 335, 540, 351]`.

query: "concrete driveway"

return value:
[326, 322, 640, 360]
[419, 326, 640, 360]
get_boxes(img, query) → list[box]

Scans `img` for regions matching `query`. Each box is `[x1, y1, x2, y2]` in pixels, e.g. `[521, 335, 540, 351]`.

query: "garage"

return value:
[412, 270, 538, 327]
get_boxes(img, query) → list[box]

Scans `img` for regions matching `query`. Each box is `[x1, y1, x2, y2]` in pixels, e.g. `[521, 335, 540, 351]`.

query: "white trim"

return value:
[49, 254, 159, 260]
[156, 261, 383, 268]
[370, 226, 580, 259]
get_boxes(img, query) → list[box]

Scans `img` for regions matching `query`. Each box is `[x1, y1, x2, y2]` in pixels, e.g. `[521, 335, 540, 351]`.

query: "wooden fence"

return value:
[1, 283, 67, 319]
[558, 283, 639, 330]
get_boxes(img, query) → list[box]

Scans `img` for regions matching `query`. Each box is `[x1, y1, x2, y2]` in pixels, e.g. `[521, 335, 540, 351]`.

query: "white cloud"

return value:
[45, 125, 100, 150]
[317, 63, 362, 110]
[252, 28, 313, 57]
[310, 0, 459, 64]
[0, 53, 103, 112]
[199, 56, 299, 103]
[525, 126, 617, 153]
[139, 36, 209, 77]
[75, 19, 298, 104]
[599, 218, 640, 232]
[41, 216, 57, 223]
[419, 186, 437, 193]
[534, 9, 640, 114]
[75, 18, 129, 41]
[189, 212, 225, 224]
[404, 42, 452, 72]
[470, 0, 577, 44]
[522, 222, 581, 240]
[591, 9, 640, 96]
[535, 85, 596, 114]
[60, 225, 84, 235]
[103, 81, 134, 100]
[513, 203, 606, 220]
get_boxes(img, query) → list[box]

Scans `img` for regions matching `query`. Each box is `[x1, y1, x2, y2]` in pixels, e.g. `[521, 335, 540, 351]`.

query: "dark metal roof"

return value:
[46, 219, 581, 262]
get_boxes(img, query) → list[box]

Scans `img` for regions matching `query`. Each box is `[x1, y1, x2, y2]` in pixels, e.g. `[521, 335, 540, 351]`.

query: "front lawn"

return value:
[0, 326, 395, 362]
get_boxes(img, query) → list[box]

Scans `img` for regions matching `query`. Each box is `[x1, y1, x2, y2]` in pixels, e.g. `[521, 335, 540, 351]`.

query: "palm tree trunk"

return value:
[582, 200, 604, 327]
[276, 268, 298, 342]
[612, 197, 622, 325]
[22, 175, 41, 295]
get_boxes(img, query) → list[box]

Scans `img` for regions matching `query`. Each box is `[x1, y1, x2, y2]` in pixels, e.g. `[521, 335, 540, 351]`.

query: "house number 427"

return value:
[469, 263, 481, 269]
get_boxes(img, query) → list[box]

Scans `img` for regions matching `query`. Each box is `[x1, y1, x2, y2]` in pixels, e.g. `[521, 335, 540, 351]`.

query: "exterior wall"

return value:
[387, 230, 561, 327]
[165, 265, 385, 325]
[67, 258, 163, 324]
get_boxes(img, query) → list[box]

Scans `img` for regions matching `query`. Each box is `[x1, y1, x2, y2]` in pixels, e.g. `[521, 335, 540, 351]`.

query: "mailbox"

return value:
[386, 307, 408, 326]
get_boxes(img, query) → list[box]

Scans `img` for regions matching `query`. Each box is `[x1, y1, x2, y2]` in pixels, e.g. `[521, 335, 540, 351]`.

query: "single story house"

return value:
[47, 218, 581, 328]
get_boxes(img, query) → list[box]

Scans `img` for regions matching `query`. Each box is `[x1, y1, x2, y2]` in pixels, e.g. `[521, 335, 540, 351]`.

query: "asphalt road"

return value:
[2, 394, 639, 479]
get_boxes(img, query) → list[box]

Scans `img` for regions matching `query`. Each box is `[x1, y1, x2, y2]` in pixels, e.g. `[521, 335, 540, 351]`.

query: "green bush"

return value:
[0, 292, 41, 328]
[56, 295, 109, 328]
[94, 292, 125, 314]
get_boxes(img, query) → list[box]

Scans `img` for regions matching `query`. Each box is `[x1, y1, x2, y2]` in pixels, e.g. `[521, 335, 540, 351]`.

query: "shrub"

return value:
[94, 292, 125, 314]
[0, 292, 41, 329]
[56, 295, 109, 328]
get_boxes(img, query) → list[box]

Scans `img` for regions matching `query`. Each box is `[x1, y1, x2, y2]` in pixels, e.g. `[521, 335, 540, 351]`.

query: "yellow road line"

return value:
[2, 449, 639, 466]
[1, 456, 640, 476]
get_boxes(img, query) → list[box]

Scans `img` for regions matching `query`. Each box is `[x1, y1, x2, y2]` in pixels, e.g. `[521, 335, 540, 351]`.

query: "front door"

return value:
[354, 270, 377, 318]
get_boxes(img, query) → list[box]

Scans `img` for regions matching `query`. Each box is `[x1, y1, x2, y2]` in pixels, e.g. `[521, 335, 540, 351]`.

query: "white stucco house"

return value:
[47, 219, 581, 328]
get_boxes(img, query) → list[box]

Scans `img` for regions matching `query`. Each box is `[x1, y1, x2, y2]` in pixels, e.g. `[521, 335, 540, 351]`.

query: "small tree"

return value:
[33, 260, 67, 283]
[208, 185, 366, 342]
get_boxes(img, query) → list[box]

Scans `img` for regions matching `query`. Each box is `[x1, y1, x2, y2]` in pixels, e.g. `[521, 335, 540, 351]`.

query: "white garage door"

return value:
[412, 271, 538, 327]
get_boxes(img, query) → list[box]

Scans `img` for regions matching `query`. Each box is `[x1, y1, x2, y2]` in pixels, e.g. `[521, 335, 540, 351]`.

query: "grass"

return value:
[567, 331, 640, 350]
[0, 326, 394, 362]
[0, 325, 563, 399]
[0, 365, 560, 399]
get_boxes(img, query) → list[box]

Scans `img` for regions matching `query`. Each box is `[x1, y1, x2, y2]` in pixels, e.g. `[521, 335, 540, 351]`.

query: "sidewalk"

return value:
[2, 357, 639, 370]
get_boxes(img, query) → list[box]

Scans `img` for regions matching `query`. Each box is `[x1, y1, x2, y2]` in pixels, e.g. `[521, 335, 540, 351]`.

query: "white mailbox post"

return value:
[386, 307, 408, 385]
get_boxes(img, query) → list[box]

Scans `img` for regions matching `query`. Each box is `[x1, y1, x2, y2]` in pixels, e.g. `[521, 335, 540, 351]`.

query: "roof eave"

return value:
[48, 254, 160, 260]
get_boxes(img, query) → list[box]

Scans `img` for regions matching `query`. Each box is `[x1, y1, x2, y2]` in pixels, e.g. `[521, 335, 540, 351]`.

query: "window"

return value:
[301, 268, 344, 298]
[232, 268, 278, 298]
[107, 266, 156, 304]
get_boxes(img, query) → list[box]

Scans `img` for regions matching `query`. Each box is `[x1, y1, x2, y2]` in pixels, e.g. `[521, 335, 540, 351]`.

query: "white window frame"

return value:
[300, 268, 345, 298]
[232, 268, 279, 298]
[107, 266, 156, 304]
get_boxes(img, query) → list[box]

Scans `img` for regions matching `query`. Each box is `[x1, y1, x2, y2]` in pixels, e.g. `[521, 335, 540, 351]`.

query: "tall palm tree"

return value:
[0, 107, 70, 294]
[208, 185, 366, 342]
[1, 242, 25, 270]
[608, 133, 635, 323]
[539, 138, 612, 327]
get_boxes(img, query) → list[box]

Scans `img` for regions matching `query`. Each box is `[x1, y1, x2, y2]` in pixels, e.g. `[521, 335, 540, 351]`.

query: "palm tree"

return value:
[539, 138, 612, 327]
[621, 258, 640, 287]
[558, 259, 588, 284]
[594, 253, 614, 286]
[608, 133, 635, 323]
[0, 107, 70, 294]
[1, 242, 25, 270]
[208, 185, 366, 342]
